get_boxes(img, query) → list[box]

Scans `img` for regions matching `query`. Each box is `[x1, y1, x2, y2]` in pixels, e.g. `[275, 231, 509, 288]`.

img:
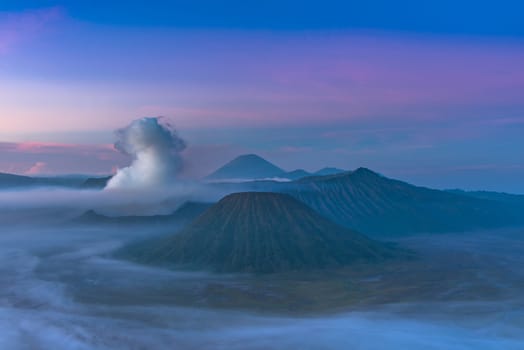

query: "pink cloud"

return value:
[0, 7, 63, 54]
[11, 142, 114, 155]
[0, 141, 127, 175]
[1, 29, 523, 135]
[164, 33, 523, 126]
[136, 32, 524, 127]
[25, 161, 48, 175]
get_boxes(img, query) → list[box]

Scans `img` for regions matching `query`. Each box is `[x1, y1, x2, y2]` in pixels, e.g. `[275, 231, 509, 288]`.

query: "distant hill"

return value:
[276, 168, 346, 180]
[205, 154, 347, 181]
[0, 173, 36, 188]
[280, 169, 311, 180]
[278, 168, 524, 236]
[0, 172, 90, 189]
[205, 154, 285, 180]
[215, 168, 524, 237]
[447, 189, 524, 205]
[74, 201, 212, 226]
[314, 167, 346, 176]
[116, 192, 405, 273]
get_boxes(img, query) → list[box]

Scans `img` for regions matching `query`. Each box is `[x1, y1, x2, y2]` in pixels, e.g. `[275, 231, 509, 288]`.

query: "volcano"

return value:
[118, 192, 403, 273]
[282, 168, 523, 236]
[216, 167, 524, 236]
[205, 154, 284, 180]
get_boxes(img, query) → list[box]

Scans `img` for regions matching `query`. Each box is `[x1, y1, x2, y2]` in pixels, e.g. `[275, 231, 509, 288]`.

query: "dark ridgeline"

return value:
[78, 166, 524, 237]
[117, 192, 405, 273]
[280, 169, 312, 180]
[0, 172, 92, 188]
[205, 153, 346, 181]
[74, 201, 212, 226]
[279, 168, 524, 236]
[79, 154, 348, 187]
[0, 172, 37, 187]
[205, 154, 285, 180]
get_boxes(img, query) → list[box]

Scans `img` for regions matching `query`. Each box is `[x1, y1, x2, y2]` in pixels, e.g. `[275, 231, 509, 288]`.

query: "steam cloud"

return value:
[106, 117, 186, 190]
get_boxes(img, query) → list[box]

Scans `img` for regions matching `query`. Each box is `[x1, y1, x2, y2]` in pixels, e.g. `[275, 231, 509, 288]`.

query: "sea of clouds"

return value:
[1, 190, 524, 349]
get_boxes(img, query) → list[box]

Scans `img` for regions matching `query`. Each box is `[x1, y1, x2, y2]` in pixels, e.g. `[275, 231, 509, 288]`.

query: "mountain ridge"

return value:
[0, 172, 91, 189]
[220, 167, 524, 236]
[74, 201, 212, 226]
[205, 154, 285, 180]
[205, 154, 347, 181]
[117, 192, 406, 273]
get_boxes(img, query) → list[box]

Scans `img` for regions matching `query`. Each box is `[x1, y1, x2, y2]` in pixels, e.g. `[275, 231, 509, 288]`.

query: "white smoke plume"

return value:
[106, 117, 186, 189]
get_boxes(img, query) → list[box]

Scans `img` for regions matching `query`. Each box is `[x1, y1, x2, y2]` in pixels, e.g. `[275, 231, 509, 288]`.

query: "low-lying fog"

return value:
[1, 188, 524, 350]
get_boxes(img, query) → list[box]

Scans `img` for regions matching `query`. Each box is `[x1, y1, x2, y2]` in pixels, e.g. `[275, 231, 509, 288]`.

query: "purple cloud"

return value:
[0, 7, 63, 54]
[0, 142, 127, 175]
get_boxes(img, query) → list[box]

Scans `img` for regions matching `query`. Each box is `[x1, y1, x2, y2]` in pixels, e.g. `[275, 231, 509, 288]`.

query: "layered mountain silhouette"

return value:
[78, 154, 346, 186]
[0, 172, 90, 189]
[74, 166, 524, 237]
[218, 168, 524, 236]
[74, 201, 212, 226]
[281, 169, 311, 180]
[0, 173, 37, 188]
[117, 192, 404, 273]
[205, 154, 345, 181]
[276, 168, 524, 236]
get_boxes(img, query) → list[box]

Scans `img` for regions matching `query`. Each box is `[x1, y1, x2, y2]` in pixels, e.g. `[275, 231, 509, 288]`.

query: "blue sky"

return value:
[0, 1, 523, 192]
[2, 0, 523, 35]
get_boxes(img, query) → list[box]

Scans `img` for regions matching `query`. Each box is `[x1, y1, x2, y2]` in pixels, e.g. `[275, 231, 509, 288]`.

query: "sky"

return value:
[0, 1, 523, 192]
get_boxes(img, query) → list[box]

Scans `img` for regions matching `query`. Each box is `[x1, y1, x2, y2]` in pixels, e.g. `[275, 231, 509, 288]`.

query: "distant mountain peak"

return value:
[236, 154, 266, 161]
[205, 154, 284, 180]
[352, 167, 380, 177]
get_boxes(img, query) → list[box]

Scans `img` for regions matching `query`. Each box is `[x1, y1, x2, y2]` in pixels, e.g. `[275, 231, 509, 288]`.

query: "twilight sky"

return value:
[1, 1, 523, 192]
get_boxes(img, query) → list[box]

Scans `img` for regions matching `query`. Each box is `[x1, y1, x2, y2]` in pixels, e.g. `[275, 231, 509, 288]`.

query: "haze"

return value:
[1, 1, 524, 349]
